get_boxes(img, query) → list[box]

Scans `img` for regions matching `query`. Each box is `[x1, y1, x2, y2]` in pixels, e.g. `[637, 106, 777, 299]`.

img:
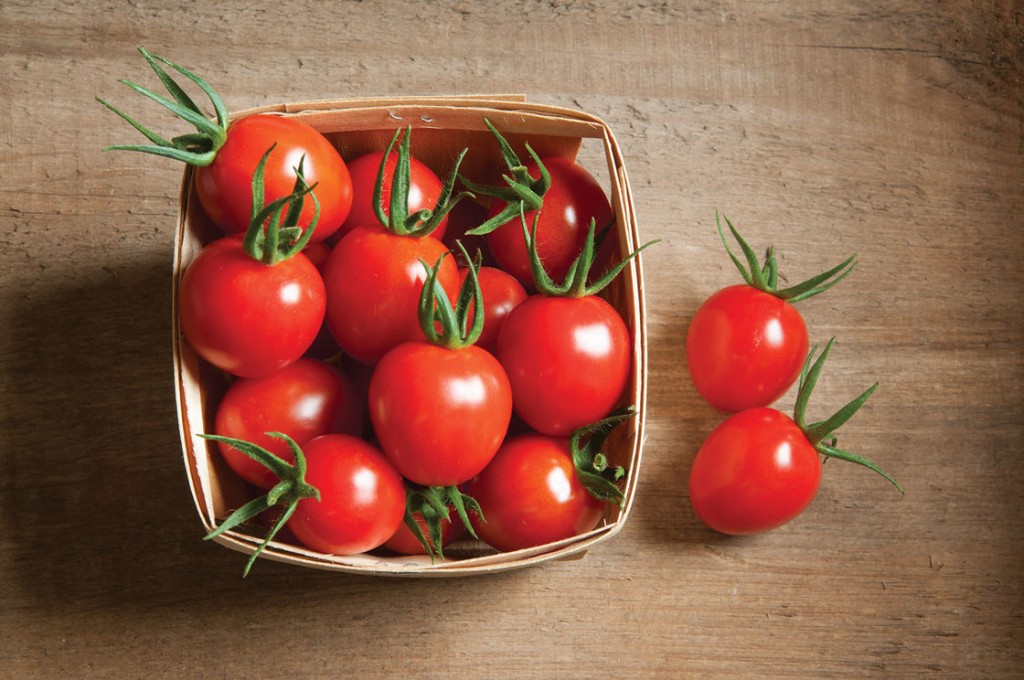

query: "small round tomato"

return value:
[686, 214, 857, 412]
[194, 114, 353, 243]
[686, 284, 809, 412]
[689, 407, 822, 535]
[688, 337, 903, 535]
[323, 226, 458, 364]
[496, 294, 630, 437]
[369, 341, 512, 486]
[287, 434, 406, 555]
[337, 150, 447, 241]
[459, 265, 528, 354]
[178, 236, 325, 378]
[102, 52, 351, 243]
[484, 157, 613, 287]
[467, 434, 605, 552]
[213, 359, 364, 489]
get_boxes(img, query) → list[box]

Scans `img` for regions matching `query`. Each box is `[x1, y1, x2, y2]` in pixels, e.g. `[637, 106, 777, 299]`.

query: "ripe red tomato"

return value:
[484, 157, 613, 287]
[178, 236, 325, 378]
[194, 114, 353, 243]
[336, 150, 447, 241]
[689, 337, 902, 535]
[287, 434, 406, 555]
[689, 407, 822, 535]
[322, 226, 458, 364]
[686, 213, 857, 412]
[467, 434, 605, 552]
[369, 341, 512, 486]
[496, 294, 630, 437]
[686, 284, 809, 412]
[213, 358, 364, 489]
[459, 265, 528, 355]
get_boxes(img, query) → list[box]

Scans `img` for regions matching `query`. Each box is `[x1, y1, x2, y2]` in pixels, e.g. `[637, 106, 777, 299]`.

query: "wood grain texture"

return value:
[1, 1, 1021, 677]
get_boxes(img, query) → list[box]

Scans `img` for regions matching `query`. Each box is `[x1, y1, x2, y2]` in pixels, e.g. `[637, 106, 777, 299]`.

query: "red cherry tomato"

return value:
[459, 265, 528, 355]
[336, 150, 447, 241]
[369, 341, 512, 486]
[467, 434, 605, 552]
[496, 294, 630, 437]
[178, 236, 325, 378]
[384, 512, 465, 556]
[686, 284, 809, 412]
[213, 359, 364, 489]
[287, 434, 406, 555]
[485, 157, 612, 287]
[688, 407, 822, 535]
[194, 114, 352, 243]
[323, 226, 458, 364]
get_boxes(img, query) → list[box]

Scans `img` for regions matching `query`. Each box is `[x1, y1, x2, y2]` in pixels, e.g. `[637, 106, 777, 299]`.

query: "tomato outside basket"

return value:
[173, 96, 649, 576]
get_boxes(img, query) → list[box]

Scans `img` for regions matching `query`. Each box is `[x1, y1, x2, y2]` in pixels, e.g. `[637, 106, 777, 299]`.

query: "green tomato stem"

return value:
[98, 47, 229, 166]
[372, 126, 473, 238]
[717, 212, 856, 302]
[198, 433, 321, 577]
[569, 405, 636, 507]
[416, 242, 484, 350]
[241, 145, 320, 265]
[791, 339, 904, 493]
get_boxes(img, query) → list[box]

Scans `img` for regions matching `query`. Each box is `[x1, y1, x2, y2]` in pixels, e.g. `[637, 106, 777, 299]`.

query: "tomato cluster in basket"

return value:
[101, 49, 652, 575]
[684, 214, 903, 535]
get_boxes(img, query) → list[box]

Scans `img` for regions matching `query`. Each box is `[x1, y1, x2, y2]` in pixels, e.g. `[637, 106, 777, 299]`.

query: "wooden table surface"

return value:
[2, 1, 1021, 677]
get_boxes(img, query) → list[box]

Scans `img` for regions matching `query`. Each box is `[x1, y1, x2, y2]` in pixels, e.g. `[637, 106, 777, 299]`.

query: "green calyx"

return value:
[794, 338, 904, 493]
[198, 433, 321, 577]
[242, 144, 320, 266]
[523, 209, 658, 298]
[718, 212, 857, 302]
[570, 405, 636, 508]
[401, 484, 483, 562]
[462, 118, 551, 236]
[374, 126, 472, 237]
[98, 47, 229, 166]
[417, 244, 484, 350]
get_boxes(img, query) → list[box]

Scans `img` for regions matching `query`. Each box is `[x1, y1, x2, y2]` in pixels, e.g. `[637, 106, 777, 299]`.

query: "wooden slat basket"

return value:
[173, 96, 649, 576]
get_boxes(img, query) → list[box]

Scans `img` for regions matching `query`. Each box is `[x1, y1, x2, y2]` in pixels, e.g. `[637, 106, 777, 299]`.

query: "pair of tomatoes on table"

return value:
[102, 49, 645, 575]
[684, 214, 903, 536]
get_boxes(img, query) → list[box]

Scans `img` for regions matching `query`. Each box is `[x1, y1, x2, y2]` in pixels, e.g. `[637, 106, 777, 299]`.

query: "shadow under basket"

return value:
[173, 95, 649, 577]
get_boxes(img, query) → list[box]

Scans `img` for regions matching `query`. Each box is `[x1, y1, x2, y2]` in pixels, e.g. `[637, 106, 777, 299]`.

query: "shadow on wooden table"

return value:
[0, 254, 268, 608]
